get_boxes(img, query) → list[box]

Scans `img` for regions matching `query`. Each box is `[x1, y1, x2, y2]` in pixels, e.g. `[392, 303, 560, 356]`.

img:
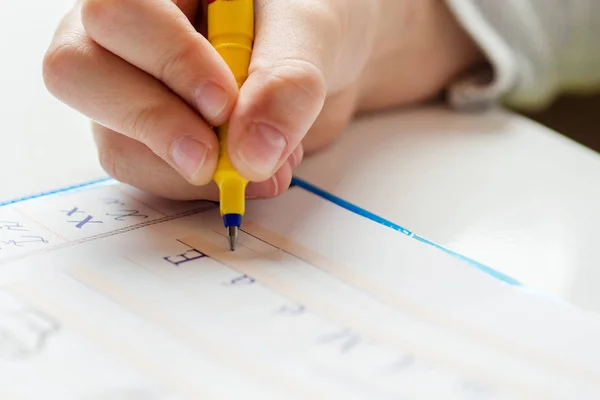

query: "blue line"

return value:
[291, 178, 413, 236]
[412, 235, 520, 285]
[291, 177, 520, 286]
[0, 177, 115, 207]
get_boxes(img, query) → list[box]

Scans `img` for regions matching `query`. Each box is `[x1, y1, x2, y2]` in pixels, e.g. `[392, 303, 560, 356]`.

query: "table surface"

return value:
[3, 1, 600, 314]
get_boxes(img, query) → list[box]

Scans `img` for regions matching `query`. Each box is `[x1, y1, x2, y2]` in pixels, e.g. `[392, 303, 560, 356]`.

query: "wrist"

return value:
[357, 0, 484, 112]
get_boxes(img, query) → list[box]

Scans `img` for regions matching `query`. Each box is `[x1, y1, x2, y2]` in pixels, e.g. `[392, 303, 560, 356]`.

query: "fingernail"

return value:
[196, 82, 229, 121]
[237, 123, 287, 177]
[171, 137, 209, 180]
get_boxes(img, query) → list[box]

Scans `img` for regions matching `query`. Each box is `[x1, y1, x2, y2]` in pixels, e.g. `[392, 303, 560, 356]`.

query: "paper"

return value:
[1, 179, 600, 399]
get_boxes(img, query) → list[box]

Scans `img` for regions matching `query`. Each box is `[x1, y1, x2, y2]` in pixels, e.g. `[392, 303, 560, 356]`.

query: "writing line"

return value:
[180, 232, 550, 399]
[66, 265, 330, 399]
[242, 221, 600, 388]
[0, 205, 214, 267]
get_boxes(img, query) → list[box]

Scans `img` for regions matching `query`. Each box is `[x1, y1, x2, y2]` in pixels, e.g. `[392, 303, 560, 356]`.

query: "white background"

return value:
[0, 0, 106, 198]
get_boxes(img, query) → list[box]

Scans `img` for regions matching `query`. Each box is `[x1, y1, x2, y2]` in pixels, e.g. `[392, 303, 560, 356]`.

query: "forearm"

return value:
[445, 0, 600, 110]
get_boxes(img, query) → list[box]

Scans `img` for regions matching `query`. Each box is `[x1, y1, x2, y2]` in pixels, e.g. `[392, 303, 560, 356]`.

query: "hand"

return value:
[43, 0, 481, 200]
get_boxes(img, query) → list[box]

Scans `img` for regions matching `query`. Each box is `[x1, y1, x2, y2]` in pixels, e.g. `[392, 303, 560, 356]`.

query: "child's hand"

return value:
[43, 0, 480, 200]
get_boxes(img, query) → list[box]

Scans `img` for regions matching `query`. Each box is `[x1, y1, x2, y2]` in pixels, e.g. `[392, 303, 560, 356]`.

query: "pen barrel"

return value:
[207, 0, 254, 88]
[208, 0, 254, 218]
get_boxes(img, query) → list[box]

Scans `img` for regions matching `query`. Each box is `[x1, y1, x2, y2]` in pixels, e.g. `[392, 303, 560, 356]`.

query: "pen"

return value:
[207, 0, 254, 251]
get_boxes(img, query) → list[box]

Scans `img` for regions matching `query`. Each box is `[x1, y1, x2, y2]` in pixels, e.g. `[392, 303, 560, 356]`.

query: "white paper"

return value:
[1, 181, 600, 399]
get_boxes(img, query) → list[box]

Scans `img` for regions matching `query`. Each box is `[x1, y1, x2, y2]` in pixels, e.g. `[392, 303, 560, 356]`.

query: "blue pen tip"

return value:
[223, 213, 242, 228]
[223, 214, 242, 251]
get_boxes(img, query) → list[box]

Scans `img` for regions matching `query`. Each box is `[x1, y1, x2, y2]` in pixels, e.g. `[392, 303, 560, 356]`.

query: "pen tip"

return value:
[227, 225, 238, 251]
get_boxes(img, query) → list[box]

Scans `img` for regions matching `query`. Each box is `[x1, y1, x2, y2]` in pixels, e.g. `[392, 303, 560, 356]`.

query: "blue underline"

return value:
[0, 177, 114, 207]
[291, 177, 520, 286]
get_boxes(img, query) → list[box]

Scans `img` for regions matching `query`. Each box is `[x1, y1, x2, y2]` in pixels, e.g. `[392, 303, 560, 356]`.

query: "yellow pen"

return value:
[207, 0, 254, 251]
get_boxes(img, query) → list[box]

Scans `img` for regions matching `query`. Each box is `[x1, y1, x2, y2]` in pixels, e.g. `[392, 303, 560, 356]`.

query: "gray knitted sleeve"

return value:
[444, 0, 600, 110]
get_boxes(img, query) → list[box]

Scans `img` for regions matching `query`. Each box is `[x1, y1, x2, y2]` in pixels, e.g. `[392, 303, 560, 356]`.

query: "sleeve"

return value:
[443, 0, 600, 111]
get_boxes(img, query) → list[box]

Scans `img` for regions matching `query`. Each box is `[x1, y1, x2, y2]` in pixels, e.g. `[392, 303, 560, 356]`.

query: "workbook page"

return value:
[1, 180, 600, 399]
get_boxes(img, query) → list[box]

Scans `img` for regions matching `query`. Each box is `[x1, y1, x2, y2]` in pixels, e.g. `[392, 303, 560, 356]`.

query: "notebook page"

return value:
[1, 181, 600, 399]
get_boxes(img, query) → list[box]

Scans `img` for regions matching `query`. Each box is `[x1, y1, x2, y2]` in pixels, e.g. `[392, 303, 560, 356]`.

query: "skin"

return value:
[43, 0, 482, 201]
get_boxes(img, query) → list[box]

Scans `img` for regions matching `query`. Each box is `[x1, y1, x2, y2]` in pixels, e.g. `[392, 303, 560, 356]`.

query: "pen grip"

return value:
[213, 123, 247, 216]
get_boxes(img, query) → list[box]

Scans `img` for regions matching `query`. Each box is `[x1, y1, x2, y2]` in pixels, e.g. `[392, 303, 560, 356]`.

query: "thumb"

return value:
[227, 0, 376, 182]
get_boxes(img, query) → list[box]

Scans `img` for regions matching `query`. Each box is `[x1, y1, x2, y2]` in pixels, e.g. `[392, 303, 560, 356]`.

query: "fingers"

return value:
[43, 4, 219, 186]
[92, 124, 215, 200]
[92, 124, 299, 201]
[81, 0, 237, 125]
[227, 0, 379, 182]
[44, 0, 363, 204]
[227, 0, 329, 182]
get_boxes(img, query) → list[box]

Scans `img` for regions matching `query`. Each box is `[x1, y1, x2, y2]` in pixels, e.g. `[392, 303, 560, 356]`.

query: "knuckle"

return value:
[299, 0, 344, 49]
[306, 1, 342, 36]
[80, 0, 120, 31]
[125, 102, 171, 157]
[42, 41, 81, 97]
[156, 37, 197, 83]
[271, 58, 327, 104]
[43, 13, 99, 98]
[126, 103, 159, 146]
